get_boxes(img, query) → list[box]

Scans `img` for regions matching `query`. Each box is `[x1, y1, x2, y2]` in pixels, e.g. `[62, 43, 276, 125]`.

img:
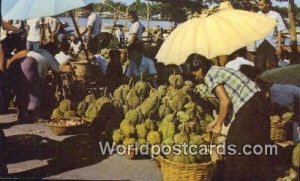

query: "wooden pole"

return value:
[111, 4, 121, 34]
[69, 10, 90, 62]
[147, 0, 150, 32]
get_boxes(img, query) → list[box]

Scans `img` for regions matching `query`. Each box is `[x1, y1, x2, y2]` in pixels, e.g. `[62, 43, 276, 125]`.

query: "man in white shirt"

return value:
[26, 18, 43, 51]
[44, 16, 61, 43]
[82, 4, 102, 53]
[226, 48, 255, 70]
[255, 0, 287, 71]
[127, 11, 145, 46]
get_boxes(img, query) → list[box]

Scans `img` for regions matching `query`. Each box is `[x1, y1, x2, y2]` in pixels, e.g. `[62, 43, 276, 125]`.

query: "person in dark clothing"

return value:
[104, 49, 123, 93]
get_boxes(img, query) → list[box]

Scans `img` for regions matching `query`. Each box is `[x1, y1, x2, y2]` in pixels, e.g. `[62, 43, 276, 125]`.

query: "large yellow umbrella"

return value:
[156, 2, 276, 65]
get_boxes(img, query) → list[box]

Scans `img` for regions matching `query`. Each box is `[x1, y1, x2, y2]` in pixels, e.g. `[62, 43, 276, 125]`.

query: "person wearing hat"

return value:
[185, 53, 272, 180]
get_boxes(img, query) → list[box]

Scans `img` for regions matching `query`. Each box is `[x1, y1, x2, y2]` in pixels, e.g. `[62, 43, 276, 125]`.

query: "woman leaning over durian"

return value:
[185, 53, 272, 181]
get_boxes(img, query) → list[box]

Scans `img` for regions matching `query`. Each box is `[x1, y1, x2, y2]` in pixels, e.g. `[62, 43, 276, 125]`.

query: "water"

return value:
[59, 17, 174, 32]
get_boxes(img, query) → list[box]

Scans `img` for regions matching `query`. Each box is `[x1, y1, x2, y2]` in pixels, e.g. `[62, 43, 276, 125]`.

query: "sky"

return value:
[114, 0, 300, 7]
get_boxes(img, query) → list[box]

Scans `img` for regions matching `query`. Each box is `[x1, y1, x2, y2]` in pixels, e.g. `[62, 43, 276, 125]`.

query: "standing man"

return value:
[255, 0, 287, 72]
[125, 43, 157, 86]
[26, 18, 43, 51]
[44, 16, 61, 44]
[82, 4, 102, 54]
[127, 11, 145, 46]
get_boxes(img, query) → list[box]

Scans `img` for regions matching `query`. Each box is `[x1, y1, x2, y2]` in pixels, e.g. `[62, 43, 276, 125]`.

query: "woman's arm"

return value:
[208, 84, 231, 134]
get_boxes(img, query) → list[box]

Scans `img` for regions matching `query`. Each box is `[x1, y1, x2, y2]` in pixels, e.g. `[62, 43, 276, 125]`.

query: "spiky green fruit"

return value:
[125, 109, 140, 125]
[161, 122, 175, 140]
[163, 138, 174, 146]
[113, 86, 124, 104]
[64, 110, 76, 119]
[159, 105, 171, 119]
[51, 108, 63, 119]
[137, 139, 147, 147]
[112, 129, 123, 144]
[147, 131, 161, 145]
[123, 137, 136, 147]
[189, 133, 204, 145]
[59, 99, 71, 113]
[141, 96, 158, 118]
[84, 95, 94, 104]
[174, 132, 189, 144]
[126, 88, 140, 109]
[84, 103, 98, 122]
[157, 85, 167, 99]
[135, 81, 149, 98]
[177, 111, 190, 123]
[204, 114, 214, 122]
[282, 112, 294, 122]
[136, 123, 148, 139]
[77, 101, 89, 117]
[120, 122, 135, 137]
[292, 143, 300, 168]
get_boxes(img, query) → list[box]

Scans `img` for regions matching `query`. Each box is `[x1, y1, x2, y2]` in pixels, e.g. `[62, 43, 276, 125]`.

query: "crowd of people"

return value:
[0, 0, 299, 179]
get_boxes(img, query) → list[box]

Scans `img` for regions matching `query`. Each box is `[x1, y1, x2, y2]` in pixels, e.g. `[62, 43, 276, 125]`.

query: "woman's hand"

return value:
[207, 120, 217, 132]
[211, 124, 222, 135]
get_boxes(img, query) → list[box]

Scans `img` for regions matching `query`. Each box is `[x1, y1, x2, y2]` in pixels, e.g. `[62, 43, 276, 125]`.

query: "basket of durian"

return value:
[49, 99, 88, 135]
[270, 112, 294, 142]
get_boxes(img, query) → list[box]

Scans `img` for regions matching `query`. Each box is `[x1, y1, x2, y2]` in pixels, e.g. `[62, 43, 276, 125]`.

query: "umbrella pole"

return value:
[69, 10, 90, 62]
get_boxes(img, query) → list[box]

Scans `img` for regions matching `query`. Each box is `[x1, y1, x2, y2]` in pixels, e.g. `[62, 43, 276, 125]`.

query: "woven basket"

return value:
[155, 155, 214, 181]
[47, 118, 87, 136]
[270, 122, 287, 142]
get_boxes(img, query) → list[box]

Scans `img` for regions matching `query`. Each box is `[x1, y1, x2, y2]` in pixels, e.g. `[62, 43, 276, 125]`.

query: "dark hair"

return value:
[185, 53, 212, 75]
[263, 0, 272, 5]
[109, 49, 121, 60]
[232, 47, 247, 58]
[128, 11, 138, 20]
[127, 42, 143, 54]
[239, 65, 260, 81]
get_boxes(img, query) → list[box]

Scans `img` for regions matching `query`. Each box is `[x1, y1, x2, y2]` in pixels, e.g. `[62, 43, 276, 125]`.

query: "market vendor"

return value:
[127, 11, 145, 46]
[125, 43, 157, 86]
[186, 53, 271, 180]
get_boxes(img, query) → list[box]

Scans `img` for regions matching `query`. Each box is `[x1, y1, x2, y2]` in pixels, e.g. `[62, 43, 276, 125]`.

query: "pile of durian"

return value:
[100, 48, 110, 59]
[112, 74, 214, 164]
[51, 94, 114, 123]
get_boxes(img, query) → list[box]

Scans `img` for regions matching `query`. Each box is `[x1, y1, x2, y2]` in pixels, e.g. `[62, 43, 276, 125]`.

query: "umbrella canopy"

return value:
[1, 0, 101, 20]
[156, 2, 276, 65]
[260, 64, 300, 86]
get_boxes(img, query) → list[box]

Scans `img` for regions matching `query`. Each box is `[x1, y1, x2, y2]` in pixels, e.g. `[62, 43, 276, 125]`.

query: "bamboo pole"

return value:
[69, 11, 90, 62]
[110, 4, 121, 34]
[103, 1, 127, 17]
[147, 0, 150, 32]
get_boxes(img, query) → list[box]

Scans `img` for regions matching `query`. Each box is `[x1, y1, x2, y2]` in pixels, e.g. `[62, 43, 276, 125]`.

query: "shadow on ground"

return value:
[5, 133, 108, 178]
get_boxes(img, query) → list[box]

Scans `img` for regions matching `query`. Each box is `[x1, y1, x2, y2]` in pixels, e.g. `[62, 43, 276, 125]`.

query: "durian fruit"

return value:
[84, 103, 98, 122]
[126, 88, 140, 109]
[112, 129, 123, 144]
[149, 88, 157, 97]
[161, 121, 175, 140]
[120, 119, 131, 128]
[184, 102, 196, 109]
[159, 104, 171, 119]
[51, 108, 63, 119]
[177, 111, 190, 123]
[145, 118, 157, 130]
[282, 112, 294, 122]
[174, 132, 189, 144]
[85, 94, 95, 104]
[147, 131, 161, 145]
[122, 85, 130, 101]
[136, 123, 148, 139]
[292, 143, 300, 168]
[270, 115, 281, 125]
[185, 80, 194, 87]
[123, 137, 136, 147]
[163, 138, 174, 146]
[177, 123, 185, 132]
[141, 96, 158, 118]
[113, 86, 124, 104]
[168, 74, 184, 89]
[59, 99, 71, 113]
[120, 122, 135, 137]
[166, 86, 179, 98]
[181, 85, 192, 94]
[135, 81, 149, 98]
[169, 91, 187, 112]
[64, 110, 76, 119]
[77, 101, 89, 117]
[125, 109, 140, 126]
[204, 114, 214, 122]
[157, 85, 167, 99]
[189, 133, 205, 145]
[96, 96, 110, 107]
[202, 133, 212, 143]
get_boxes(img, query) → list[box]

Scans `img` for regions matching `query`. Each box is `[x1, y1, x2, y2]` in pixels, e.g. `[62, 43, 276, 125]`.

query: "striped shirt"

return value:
[204, 66, 260, 119]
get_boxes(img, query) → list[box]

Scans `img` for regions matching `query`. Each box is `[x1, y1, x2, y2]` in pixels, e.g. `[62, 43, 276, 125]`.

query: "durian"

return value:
[51, 108, 63, 119]
[112, 129, 123, 144]
[120, 122, 135, 137]
[174, 132, 189, 144]
[59, 99, 71, 113]
[147, 131, 161, 145]
[64, 110, 76, 119]
[136, 123, 148, 139]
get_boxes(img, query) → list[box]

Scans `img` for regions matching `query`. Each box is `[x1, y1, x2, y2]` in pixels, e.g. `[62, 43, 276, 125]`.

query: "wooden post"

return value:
[69, 10, 90, 62]
[110, 4, 121, 35]
[147, 0, 150, 32]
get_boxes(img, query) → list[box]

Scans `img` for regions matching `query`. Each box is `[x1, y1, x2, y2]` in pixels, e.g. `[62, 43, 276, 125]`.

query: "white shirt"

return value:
[94, 54, 108, 74]
[27, 49, 59, 78]
[55, 51, 73, 65]
[44, 17, 60, 34]
[256, 10, 287, 48]
[70, 41, 82, 55]
[129, 21, 144, 41]
[0, 27, 7, 41]
[225, 57, 254, 70]
[87, 13, 102, 37]
[125, 56, 157, 78]
[26, 18, 42, 42]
